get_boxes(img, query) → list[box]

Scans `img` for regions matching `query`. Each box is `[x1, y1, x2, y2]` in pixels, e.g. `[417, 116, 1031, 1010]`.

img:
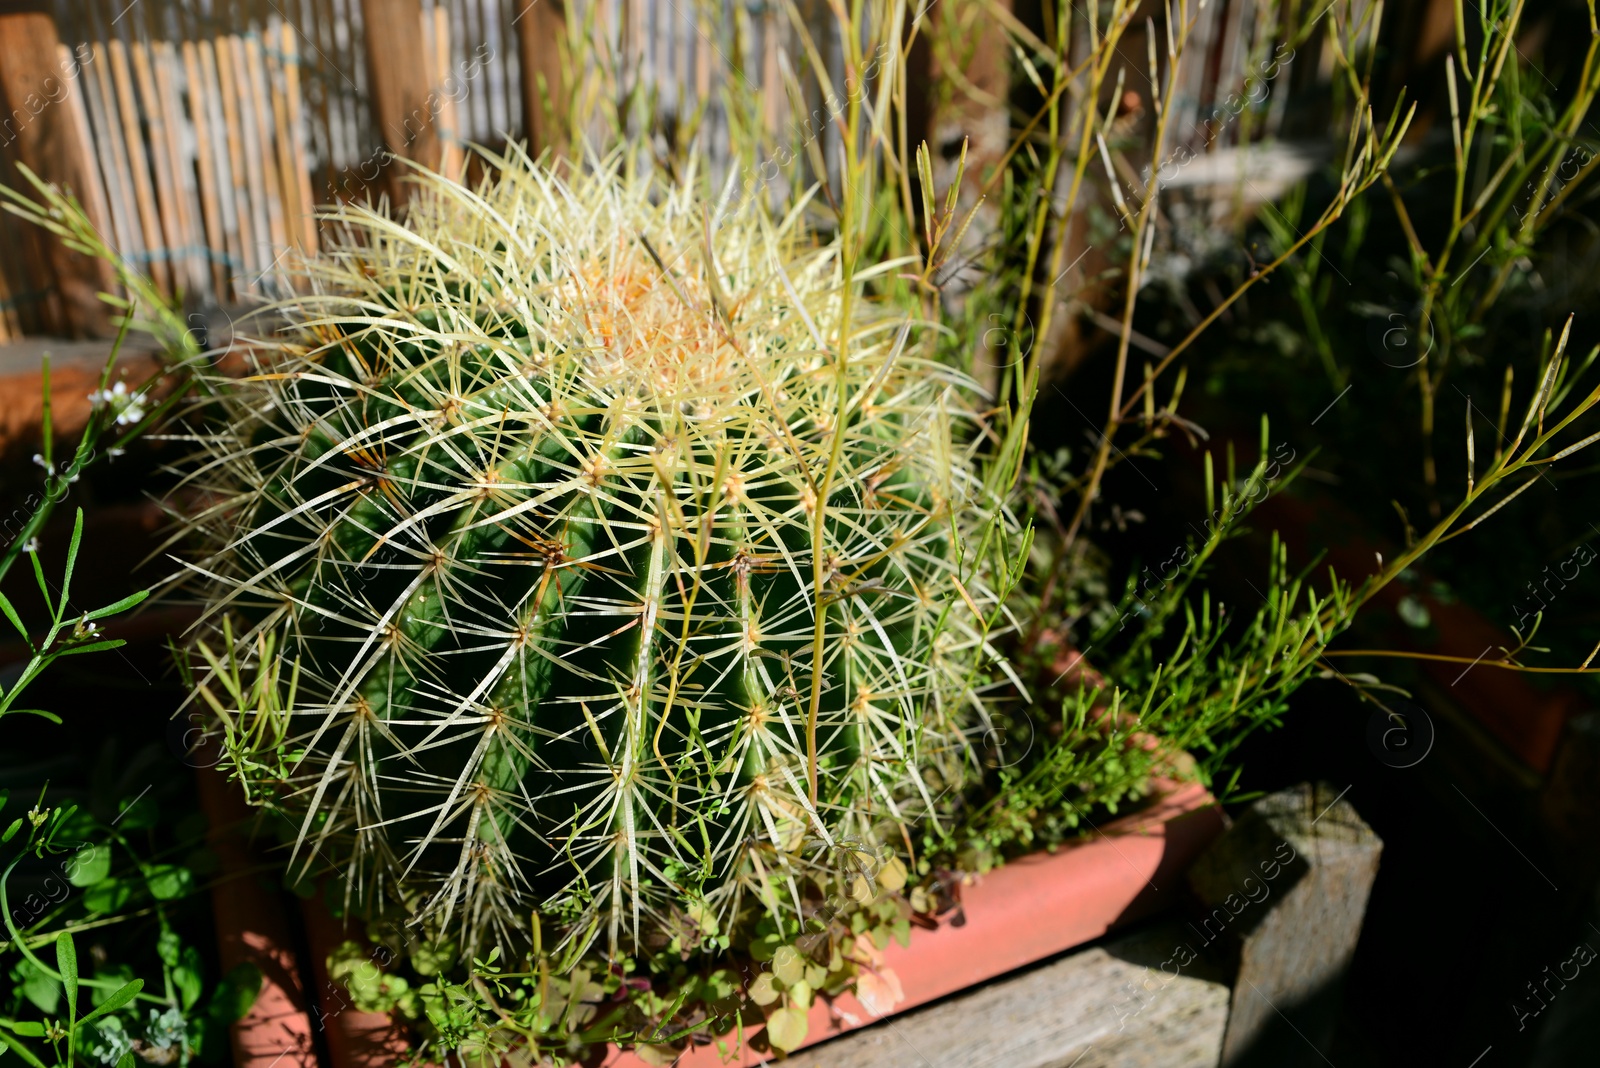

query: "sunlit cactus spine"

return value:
[177, 148, 1005, 958]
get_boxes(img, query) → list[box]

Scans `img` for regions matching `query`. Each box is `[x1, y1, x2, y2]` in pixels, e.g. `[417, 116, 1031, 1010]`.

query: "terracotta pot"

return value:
[601, 778, 1223, 1067]
[298, 894, 416, 1068]
[195, 767, 319, 1068]
[280, 777, 1221, 1068]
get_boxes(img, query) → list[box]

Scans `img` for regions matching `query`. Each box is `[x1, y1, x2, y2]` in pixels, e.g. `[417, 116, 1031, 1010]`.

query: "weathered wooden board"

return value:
[783, 921, 1230, 1068]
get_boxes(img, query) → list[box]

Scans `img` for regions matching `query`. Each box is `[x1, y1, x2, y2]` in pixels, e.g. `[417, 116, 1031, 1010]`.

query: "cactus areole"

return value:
[180, 153, 1003, 959]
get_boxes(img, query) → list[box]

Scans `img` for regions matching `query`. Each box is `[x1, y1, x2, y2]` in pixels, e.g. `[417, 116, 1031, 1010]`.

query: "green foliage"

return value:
[0, 237, 248, 1067]
[0, 783, 260, 1068]
[317, 844, 924, 1064]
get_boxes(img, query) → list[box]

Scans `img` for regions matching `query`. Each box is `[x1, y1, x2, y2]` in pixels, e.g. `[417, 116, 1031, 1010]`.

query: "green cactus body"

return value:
[183, 154, 1002, 955]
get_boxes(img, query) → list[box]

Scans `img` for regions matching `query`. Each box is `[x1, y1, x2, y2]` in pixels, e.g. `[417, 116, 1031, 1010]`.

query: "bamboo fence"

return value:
[0, 0, 1378, 340]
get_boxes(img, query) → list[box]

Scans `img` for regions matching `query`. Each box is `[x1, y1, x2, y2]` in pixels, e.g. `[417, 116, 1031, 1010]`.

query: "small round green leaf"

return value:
[114, 795, 157, 831]
[67, 842, 111, 887]
[747, 973, 780, 1007]
[83, 876, 134, 914]
[772, 946, 805, 987]
[765, 1006, 809, 1052]
[208, 962, 263, 1024]
[145, 864, 194, 901]
[173, 947, 204, 1010]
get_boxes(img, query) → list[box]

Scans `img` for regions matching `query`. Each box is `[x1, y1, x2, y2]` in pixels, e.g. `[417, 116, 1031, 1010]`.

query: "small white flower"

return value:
[22, 537, 39, 554]
[31, 453, 54, 476]
[88, 380, 147, 426]
[108, 447, 125, 458]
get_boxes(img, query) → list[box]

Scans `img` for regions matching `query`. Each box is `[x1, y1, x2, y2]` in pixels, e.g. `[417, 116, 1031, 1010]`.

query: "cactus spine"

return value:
[180, 152, 1002, 956]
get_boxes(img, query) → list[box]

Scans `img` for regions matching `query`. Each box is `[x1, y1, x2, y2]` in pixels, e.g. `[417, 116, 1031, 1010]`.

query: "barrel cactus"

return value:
[178, 151, 1004, 958]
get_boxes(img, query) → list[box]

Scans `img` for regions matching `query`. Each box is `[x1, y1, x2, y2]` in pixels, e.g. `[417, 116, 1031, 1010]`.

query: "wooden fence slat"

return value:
[0, 12, 111, 335]
[265, 22, 303, 262]
[182, 39, 227, 299]
[245, 32, 288, 285]
[216, 34, 258, 289]
[153, 40, 206, 296]
[83, 40, 142, 270]
[0, 256, 15, 340]
[359, 0, 440, 199]
[517, 0, 566, 157]
[279, 21, 318, 252]
[128, 39, 188, 298]
[107, 38, 167, 297]
[230, 32, 271, 291]
[429, 5, 464, 180]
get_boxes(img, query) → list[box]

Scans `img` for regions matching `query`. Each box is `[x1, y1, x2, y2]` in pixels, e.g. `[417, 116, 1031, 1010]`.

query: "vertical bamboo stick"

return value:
[229, 33, 271, 290]
[56, 43, 116, 282]
[245, 32, 288, 288]
[762, 5, 779, 137]
[675, 0, 687, 120]
[695, 6, 711, 115]
[198, 39, 243, 302]
[108, 39, 170, 295]
[279, 20, 318, 252]
[217, 34, 257, 294]
[84, 41, 142, 268]
[182, 40, 227, 299]
[153, 40, 206, 296]
[57, 43, 111, 236]
[431, 6, 464, 180]
[129, 39, 187, 296]
[265, 20, 303, 262]
[312, 0, 344, 194]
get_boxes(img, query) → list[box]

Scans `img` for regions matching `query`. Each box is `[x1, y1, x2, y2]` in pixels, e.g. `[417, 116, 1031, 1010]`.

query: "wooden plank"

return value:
[0, 213, 18, 338]
[513, 0, 565, 157]
[0, 11, 111, 334]
[784, 921, 1229, 1068]
[358, 0, 440, 197]
[1186, 783, 1382, 1067]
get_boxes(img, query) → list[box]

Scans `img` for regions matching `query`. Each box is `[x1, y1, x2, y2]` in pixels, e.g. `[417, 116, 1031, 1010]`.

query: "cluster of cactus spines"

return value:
[178, 149, 1005, 957]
